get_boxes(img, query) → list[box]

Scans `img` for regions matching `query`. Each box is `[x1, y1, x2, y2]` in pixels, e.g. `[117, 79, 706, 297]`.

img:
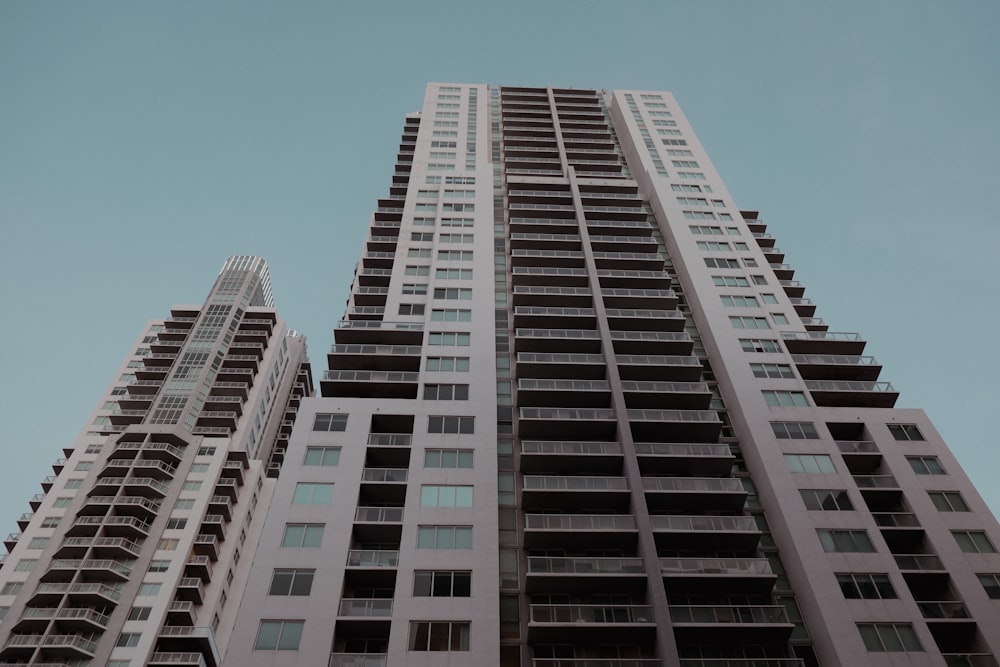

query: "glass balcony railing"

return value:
[525, 514, 636, 531]
[527, 556, 645, 574]
[530, 604, 654, 624]
[338, 598, 393, 617]
[669, 605, 790, 625]
[659, 557, 772, 576]
[642, 477, 743, 493]
[523, 476, 628, 491]
[329, 654, 388, 667]
[650, 515, 756, 532]
[346, 549, 399, 568]
[354, 507, 403, 523]
[521, 441, 622, 455]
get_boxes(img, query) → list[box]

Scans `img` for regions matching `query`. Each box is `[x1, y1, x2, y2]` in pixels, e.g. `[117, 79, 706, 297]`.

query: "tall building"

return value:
[0, 256, 313, 666]
[226, 84, 1000, 667]
[3, 84, 1000, 667]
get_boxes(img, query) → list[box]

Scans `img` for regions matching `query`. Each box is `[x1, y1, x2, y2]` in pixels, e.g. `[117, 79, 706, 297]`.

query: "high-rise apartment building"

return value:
[3, 84, 1000, 667]
[226, 84, 1000, 667]
[0, 256, 313, 666]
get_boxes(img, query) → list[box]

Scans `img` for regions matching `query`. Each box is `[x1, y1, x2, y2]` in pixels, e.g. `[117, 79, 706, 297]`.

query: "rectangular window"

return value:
[750, 363, 795, 379]
[857, 623, 922, 652]
[763, 390, 809, 407]
[313, 413, 348, 432]
[127, 607, 152, 622]
[436, 268, 473, 280]
[166, 518, 187, 530]
[785, 454, 836, 474]
[438, 233, 474, 244]
[408, 621, 471, 651]
[928, 491, 970, 512]
[704, 257, 740, 269]
[800, 489, 853, 510]
[421, 485, 473, 507]
[269, 569, 315, 596]
[428, 332, 471, 346]
[148, 560, 170, 573]
[818, 529, 876, 553]
[771, 313, 789, 324]
[907, 456, 945, 475]
[740, 338, 781, 353]
[426, 357, 470, 372]
[399, 304, 425, 316]
[438, 250, 474, 261]
[281, 523, 324, 548]
[721, 295, 759, 308]
[424, 384, 470, 400]
[417, 526, 473, 549]
[292, 483, 334, 505]
[428, 416, 475, 434]
[157, 538, 179, 551]
[424, 448, 474, 468]
[303, 447, 341, 466]
[697, 241, 730, 251]
[771, 421, 820, 440]
[402, 284, 427, 295]
[411, 231, 434, 241]
[255, 620, 304, 650]
[977, 573, 1000, 599]
[413, 571, 472, 597]
[14, 559, 36, 572]
[713, 276, 749, 287]
[954, 530, 996, 553]
[838, 573, 897, 599]
[27, 537, 50, 549]
[431, 309, 472, 322]
[116, 632, 141, 647]
[138, 583, 162, 596]
[408, 248, 432, 258]
[730, 316, 770, 329]
[405, 265, 430, 276]
[440, 217, 474, 227]
[182, 481, 202, 492]
[0, 583, 23, 595]
[888, 424, 924, 441]
[433, 288, 473, 300]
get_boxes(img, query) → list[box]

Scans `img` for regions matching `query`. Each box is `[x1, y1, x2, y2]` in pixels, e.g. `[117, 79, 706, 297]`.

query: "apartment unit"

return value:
[228, 84, 1000, 667]
[0, 256, 313, 666]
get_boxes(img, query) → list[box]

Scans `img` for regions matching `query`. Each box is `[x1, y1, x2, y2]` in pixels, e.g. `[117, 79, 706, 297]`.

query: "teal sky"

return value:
[1, 1, 998, 536]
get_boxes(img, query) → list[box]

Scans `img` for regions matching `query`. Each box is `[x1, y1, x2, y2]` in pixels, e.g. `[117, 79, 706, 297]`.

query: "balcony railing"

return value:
[366, 433, 412, 446]
[346, 549, 399, 568]
[650, 515, 757, 532]
[338, 598, 393, 617]
[525, 514, 636, 531]
[521, 441, 622, 455]
[642, 477, 743, 493]
[530, 604, 654, 624]
[361, 468, 408, 483]
[669, 605, 790, 625]
[355, 507, 403, 523]
[527, 556, 645, 574]
[659, 557, 772, 576]
[523, 476, 628, 490]
[329, 654, 388, 667]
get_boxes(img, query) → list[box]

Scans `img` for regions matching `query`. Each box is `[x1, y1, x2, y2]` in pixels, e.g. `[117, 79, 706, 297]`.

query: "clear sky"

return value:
[1, 1, 998, 537]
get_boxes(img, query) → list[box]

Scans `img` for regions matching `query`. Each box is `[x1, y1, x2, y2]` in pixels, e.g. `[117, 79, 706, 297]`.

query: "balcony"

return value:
[650, 515, 759, 550]
[18, 607, 110, 633]
[32, 582, 121, 606]
[354, 507, 403, 543]
[511, 265, 588, 287]
[610, 330, 692, 356]
[917, 601, 973, 623]
[893, 554, 946, 572]
[621, 381, 712, 410]
[529, 604, 655, 642]
[598, 269, 672, 289]
[148, 652, 208, 667]
[524, 513, 636, 549]
[346, 549, 399, 568]
[208, 495, 233, 520]
[616, 354, 702, 382]
[872, 512, 922, 532]
[523, 475, 629, 510]
[168, 600, 197, 626]
[601, 287, 677, 310]
[941, 654, 998, 667]
[659, 558, 774, 594]
[59, 536, 141, 559]
[790, 354, 881, 381]
[642, 477, 746, 512]
[200, 514, 227, 539]
[525, 556, 646, 593]
[366, 433, 412, 447]
[176, 577, 205, 604]
[634, 442, 735, 476]
[779, 331, 866, 356]
[520, 441, 622, 474]
[803, 380, 898, 408]
[329, 654, 388, 667]
[516, 352, 606, 380]
[628, 409, 722, 443]
[519, 407, 617, 439]
[669, 605, 793, 640]
[338, 598, 393, 617]
[514, 306, 597, 329]
[328, 344, 421, 372]
[515, 328, 601, 354]
[333, 320, 423, 346]
[518, 379, 611, 408]
[193, 534, 220, 561]
[321, 370, 419, 399]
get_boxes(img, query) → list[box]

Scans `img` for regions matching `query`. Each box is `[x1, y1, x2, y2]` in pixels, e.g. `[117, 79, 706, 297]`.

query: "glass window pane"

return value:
[417, 528, 436, 548]
[456, 487, 473, 507]
[255, 622, 280, 650]
[455, 527, 472, 549]
[413, 572, 432, 596]
[277, 621, 303, 650]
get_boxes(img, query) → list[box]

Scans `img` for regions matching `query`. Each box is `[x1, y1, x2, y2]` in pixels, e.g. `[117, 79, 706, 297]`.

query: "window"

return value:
[954, 531, 996, 553]
[405, 265, 430, 276]
[40, 517, 60, 528]
[771, 313, 789, 325]
[436, 268, 473, 280]
[750, 363, 795, 379]
[424, 384, 469, 400]
[977, 573, 1000, 599]
[425, 448, 474, 468]
[0, 583, 23, 595]
[730, 316, 770, 329]
[800, 489, 853, 510]
[857, 623, 922, 652]
[292, 483, 334, 505]
[166, 518, 187, 530]
[704, 257, 740, 269]
[182, 481, 202, 491]
[408, 621, 470, 651]
[411, 232, 434, 242]
[740, 338, 781, 353]
[399, 304, 425, 316]
[697, 241, 730, 251]
[438, 250, 474, 261]
[64, 479, 83, 489]
[414, 571, 471, 597]
[713, 276, 749, 287]
[269, 569, 315, 596]
[721, 295, 759, 308]
[431, 308, 471, 322]
[888, 424, 924, 441]
[157, 538, 179, 551]
[417, 525, 473, 549]
[907, 456, 945, 475]
[116, 632, 141, 647]
[685, 211, 716, 220]
[837, 573, 897, 599]
[190, 463, 209, 473]
[742, 257, 758, 267]
[303, 447, 341, 466]
[197, 446, 216, 456]
[138, 583, 162, 596]
[27, 537, 49, 549]
[761, 293, 779, 304]
[175, 498, 196, 510]
[313, 413, 347, 431]
[255, 620, 304, 650]
[433, 288, 473, 300]
[763, 390, 809, 407]
[440, 217, 473, 227]
[14, 559, 36, 572]
[428, 332, 470, 346]
[408, 248, 432, 258]
[818, 529, 876, 553]
[771, 422, 819, 440]
[402, 283, 428, 295]
[428, 416, 475, 434]
[75, 461, 93, 471]
[426, 357, 470, 372]
[928, 491, 970, 512]
[442, 203, 473, 212]
[421, 485, 473, 507]
[148, 560, 170, 573]
[128, 607, 152, 621]
[439, 233, 474, 244]
[281, 523, 324, 548]
[785, 454, 836, 474]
